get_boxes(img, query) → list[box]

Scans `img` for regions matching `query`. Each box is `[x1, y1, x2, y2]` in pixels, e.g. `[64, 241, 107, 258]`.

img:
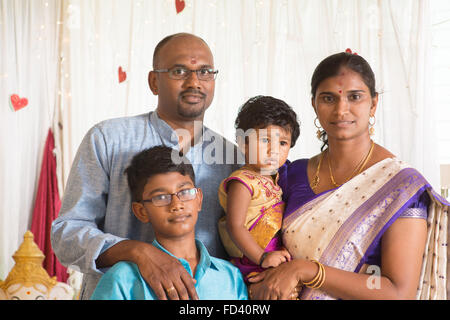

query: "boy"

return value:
[90, 146, 248, 300]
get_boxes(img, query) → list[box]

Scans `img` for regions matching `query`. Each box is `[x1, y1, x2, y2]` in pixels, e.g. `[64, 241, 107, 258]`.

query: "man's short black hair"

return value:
[234, 95, 300, 147]
[124, 146, 195, 202]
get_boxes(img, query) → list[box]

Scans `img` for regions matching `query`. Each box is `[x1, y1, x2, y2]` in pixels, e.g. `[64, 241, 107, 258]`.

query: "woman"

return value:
[248, 50, 449, 300]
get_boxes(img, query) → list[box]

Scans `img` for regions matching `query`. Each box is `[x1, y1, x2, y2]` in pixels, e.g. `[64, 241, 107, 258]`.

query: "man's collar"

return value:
[149, 111, 206, 149]
[149, 111, 178, 148]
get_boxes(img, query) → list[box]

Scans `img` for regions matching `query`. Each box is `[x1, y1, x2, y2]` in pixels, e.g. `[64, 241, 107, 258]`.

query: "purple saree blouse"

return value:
[278, 159, 429, 267]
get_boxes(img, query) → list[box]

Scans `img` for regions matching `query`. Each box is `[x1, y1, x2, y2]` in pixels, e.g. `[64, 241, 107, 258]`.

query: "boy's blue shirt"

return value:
[90, 239, 248, 300]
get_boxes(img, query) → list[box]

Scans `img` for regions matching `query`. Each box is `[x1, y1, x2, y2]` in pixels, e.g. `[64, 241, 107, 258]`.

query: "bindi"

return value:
[190, 58, 197, 65]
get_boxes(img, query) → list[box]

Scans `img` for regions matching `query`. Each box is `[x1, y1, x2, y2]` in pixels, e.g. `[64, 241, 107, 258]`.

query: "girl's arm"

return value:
[249, 217, 427, 299]
[226, 180, 265, 265]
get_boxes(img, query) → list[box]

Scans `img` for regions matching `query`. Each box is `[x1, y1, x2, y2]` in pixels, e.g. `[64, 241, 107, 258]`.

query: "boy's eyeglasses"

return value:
[141, 188, 198, 207]
[153, 66, 218, 81]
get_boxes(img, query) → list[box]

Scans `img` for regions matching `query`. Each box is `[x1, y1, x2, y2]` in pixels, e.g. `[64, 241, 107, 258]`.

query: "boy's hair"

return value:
[234, 95, 300, 147]
[124, 146, 195, 202]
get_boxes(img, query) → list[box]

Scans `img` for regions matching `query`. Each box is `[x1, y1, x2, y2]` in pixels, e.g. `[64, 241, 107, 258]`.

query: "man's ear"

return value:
[148, 71, 158, 95]
[132, 202, 150, 223]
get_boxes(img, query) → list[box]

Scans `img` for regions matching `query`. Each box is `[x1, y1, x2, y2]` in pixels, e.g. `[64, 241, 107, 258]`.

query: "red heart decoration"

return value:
[175, 0, 185, 14]
[345, 48, 358, 55]
[10, 94, 28, 112]
[118, 66, 127, 83]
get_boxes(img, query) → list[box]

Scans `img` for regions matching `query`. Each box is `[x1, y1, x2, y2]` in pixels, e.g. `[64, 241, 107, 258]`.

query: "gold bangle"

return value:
[303, 260, 326, 289]
[302, 260, 322, 286]
[313, 265, 326, 290]
[309, 263, 326, 289]
[307, 263, 323, 289]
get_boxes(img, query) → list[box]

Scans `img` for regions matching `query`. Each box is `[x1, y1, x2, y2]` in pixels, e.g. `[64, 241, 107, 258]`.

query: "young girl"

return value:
[218, 95, 300, 281]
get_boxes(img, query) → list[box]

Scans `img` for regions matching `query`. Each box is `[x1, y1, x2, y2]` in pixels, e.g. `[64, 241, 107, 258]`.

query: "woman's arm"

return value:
[249, 217, 427, 299]
[226, 180, 266, 265]
[324, 217, 427, 299]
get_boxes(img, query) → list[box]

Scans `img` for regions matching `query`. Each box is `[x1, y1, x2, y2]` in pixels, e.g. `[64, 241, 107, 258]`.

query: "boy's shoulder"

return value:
[105, 261, 141, 280]
[209, 256, 241, 274]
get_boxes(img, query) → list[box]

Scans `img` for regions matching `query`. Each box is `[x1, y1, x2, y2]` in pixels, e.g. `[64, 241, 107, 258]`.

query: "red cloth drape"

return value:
[30, 128, 68, 282]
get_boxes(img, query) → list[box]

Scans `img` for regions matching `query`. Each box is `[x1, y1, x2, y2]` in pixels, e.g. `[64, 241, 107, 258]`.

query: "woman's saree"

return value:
[282, 158, 449, 300]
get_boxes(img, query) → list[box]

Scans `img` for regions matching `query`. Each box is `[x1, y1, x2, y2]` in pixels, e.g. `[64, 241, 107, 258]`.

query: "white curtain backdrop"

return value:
[0, 0, 63, 279]
[0, 0, 440, 281]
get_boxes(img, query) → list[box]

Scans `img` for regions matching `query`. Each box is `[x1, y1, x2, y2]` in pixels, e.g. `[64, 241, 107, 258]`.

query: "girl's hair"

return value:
[311, 52, 377, 150]
[234, 95, 300, 147]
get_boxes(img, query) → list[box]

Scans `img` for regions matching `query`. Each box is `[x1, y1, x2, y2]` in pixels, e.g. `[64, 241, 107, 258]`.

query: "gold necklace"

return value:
[327, 140, 375, 188]
[310, 152, 325, 191]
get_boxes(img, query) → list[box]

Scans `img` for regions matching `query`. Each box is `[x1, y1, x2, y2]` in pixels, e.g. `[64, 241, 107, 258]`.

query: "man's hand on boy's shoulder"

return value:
[133, 241, 199, 300]
[96, 239, 198, 300]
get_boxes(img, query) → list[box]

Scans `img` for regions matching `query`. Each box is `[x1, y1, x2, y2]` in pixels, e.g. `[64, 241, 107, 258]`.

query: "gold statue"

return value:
[0, 231, 73, 300]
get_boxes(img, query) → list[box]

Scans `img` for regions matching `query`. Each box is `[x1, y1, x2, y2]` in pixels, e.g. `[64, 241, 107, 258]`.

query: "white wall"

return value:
[432, 0, 450, 167]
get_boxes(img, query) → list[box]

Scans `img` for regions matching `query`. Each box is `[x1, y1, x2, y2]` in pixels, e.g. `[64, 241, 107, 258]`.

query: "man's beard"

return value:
[177, 102, 207, 119]
[176, 88, 210, 119]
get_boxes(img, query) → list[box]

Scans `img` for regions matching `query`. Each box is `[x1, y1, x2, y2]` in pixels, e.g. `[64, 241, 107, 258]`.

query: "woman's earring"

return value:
[369, 115, 376, 136]
[314, 117, 323, 140]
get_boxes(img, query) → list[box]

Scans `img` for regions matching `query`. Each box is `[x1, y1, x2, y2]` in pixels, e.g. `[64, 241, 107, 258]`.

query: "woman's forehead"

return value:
[317, 68, 367, 91]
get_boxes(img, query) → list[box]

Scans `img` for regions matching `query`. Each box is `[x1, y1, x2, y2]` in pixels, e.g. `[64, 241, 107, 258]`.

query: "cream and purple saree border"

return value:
[282, 158, 449, 300]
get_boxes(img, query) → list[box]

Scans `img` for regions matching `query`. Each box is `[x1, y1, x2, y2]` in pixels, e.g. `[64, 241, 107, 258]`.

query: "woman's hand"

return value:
[248, 259, 303, 300]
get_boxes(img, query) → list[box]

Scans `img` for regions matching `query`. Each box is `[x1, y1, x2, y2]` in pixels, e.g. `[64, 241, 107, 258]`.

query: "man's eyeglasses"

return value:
[153, 66, 218, 81]
[141, 188, 198, 207]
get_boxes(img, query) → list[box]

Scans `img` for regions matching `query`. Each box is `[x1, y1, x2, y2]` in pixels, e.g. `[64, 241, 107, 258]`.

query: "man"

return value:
[51, 33, 240, 300]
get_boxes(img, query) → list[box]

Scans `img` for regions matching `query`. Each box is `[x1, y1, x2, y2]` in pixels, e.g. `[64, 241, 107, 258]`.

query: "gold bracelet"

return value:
[313, 264, 326, 290]
[302, 260, 322, 286]
[306, 263, 323, 289]
[303, 260, 326, 290]
[309, 262, 326, 290]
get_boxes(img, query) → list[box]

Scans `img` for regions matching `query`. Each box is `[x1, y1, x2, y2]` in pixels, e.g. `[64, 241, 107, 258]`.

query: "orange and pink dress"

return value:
[218, 167, 285, 281]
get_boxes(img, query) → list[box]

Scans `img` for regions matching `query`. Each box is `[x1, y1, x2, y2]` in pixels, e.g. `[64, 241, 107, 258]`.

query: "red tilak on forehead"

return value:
[190, 58, 197, 64]
[338, 90, 342, 94]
